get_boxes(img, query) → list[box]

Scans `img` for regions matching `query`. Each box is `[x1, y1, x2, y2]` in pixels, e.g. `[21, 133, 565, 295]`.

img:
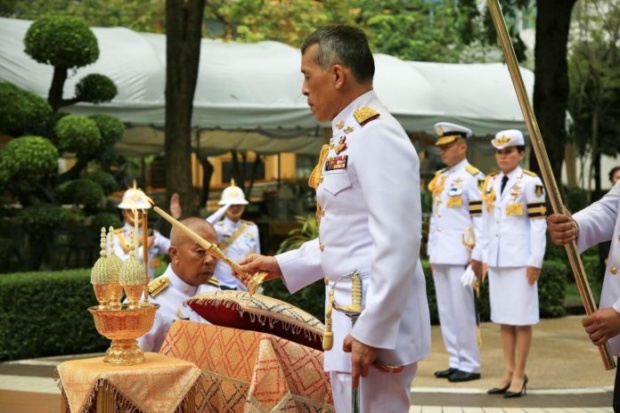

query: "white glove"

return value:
[205, 203, 232, 224]
[460, 265, 476, 288]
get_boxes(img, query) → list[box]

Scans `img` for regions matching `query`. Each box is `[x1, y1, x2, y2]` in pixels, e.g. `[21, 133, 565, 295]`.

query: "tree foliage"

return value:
[568, 0, 620, 194]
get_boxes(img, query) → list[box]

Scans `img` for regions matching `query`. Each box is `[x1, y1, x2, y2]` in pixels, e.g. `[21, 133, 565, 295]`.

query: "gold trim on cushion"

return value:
[187, 290, 325, 351]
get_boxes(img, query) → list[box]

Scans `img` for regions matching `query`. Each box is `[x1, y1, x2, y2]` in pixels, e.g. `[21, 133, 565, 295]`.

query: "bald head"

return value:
[171, 217, 217, 247]
[169, 217, 219, 286]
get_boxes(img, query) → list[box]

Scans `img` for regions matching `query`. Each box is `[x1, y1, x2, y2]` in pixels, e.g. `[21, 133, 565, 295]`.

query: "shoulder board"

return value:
[207, 277, 220, 288]
[241, 220, 255, 226]
[465, 165, 481, 176]
[114, 228, 124, 234]
[353, 107, 380, 126]
[148, 277, 169, 298]
[523, 169, 538, 177]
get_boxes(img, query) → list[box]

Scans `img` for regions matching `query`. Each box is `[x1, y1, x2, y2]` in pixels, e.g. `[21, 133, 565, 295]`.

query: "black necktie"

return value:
[500, 175, 509, 195]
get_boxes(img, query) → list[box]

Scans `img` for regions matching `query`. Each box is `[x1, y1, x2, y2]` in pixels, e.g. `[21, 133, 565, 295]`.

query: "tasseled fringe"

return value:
[197, 295, 324, 344]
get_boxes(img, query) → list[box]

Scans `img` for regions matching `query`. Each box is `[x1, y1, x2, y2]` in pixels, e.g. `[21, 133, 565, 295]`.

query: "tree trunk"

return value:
[48, 66, 68, 112]
[164, 0, 206, 217]
[531, 0, 577, 186]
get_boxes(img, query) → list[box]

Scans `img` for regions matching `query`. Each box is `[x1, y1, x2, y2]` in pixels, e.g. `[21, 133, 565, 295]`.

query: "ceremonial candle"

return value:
[142, 209, 149, 270]
[133, 208, 139, 258]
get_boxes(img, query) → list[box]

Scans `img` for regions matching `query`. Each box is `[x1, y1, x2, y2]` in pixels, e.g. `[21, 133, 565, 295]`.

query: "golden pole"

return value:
[150, 205, 266, 295]
[487, 0, 615, 370]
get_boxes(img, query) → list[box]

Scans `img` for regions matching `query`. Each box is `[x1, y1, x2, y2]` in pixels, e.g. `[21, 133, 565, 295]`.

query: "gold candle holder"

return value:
[88, 303, 159, 365]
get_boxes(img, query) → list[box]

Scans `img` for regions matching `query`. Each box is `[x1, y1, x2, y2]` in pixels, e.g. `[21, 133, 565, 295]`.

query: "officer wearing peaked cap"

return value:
[427, 122, 484, 382]
[113, 187, 172, 280]
[238, 25, 430, 413]
[205, 179, 260, 291]
[138, 218, 220, 352]
[473, 129, 546, 397]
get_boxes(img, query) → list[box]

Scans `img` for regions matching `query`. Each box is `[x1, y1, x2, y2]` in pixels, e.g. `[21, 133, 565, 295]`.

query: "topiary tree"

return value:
[0, 16, 127, 271]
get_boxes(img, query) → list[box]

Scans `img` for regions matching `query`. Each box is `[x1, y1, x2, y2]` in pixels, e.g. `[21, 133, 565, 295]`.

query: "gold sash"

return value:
[219, 221, 248, 250]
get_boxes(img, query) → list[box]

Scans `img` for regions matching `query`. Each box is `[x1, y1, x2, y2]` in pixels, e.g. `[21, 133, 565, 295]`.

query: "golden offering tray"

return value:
[89, 303, 159, 366]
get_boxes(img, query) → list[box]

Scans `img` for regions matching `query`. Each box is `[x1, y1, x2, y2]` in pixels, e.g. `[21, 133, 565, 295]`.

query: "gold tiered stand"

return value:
[89, 219, 158, 366]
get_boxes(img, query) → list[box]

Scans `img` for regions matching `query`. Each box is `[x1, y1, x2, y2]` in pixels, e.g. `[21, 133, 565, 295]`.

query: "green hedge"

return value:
[0, 258, 569, 361]
[263, 258, 567, 326]
[0, 269, 107, 361]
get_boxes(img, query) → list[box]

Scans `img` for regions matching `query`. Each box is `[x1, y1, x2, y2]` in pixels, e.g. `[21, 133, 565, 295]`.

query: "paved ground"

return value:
[0, 316, 615, 412]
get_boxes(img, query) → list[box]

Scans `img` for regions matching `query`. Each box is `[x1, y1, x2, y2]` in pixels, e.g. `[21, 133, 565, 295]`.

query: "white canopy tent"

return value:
[0, 17, 534, 156]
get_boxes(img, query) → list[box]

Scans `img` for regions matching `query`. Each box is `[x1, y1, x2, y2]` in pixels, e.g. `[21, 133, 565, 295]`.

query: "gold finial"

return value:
[119, 228, 147, 308]
[91, 227, 109, 309]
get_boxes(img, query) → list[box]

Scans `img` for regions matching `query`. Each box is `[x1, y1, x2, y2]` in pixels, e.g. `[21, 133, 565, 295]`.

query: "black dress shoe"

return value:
[504, 375, 528, 398]
[448, 370, 481, 382]
[487, 383, 510, 394]
[434, 367, 457, 378]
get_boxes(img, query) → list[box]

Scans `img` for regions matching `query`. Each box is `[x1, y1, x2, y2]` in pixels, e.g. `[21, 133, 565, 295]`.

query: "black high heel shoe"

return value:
[504, 375, 528, 398]
[487, 383, 510, 395]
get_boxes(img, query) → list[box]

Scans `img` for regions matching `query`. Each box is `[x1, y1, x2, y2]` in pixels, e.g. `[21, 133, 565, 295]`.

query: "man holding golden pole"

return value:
[486, 0, 614, 371]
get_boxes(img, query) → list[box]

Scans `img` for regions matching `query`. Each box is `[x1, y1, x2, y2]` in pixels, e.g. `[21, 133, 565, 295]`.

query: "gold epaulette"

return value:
[148, 277, 169, 297]
[466, 165, 481, 176]
[353, 107, 380, 126]
[242, 220, 255, 226]
[523, 169, 538, 177]
[207, 277, 220, 288]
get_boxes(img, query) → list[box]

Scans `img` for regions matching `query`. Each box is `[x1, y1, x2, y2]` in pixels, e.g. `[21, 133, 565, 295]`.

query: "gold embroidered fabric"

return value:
[160, 320, 335, 413]
[55, 352, 201, 413]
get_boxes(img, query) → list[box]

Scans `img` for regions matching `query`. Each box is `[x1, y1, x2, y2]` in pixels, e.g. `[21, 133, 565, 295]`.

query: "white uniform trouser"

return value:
[432, 264, 480, 373]
[330, 363, 417, 413]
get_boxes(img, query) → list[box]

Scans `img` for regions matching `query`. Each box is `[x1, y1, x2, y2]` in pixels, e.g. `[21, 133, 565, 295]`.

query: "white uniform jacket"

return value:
[427, 159, 485, 264]
[137, 265, 219, 352]
[574, 182, 620, 356]
[211, 217, 260, 290]
[479, 166, 547, 268]
[113, 222, 170, 279]
[276, 90, 431, 373]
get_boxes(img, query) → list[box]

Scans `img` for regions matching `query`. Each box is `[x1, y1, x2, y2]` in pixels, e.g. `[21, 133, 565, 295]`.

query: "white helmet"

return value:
[118, 188, 152, 209]
[219, 179, 248, 205]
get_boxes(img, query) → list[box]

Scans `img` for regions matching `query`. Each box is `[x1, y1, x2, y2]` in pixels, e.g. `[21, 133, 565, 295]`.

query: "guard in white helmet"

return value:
[206, 179, 261, 290]
[113, 187, 172, 280]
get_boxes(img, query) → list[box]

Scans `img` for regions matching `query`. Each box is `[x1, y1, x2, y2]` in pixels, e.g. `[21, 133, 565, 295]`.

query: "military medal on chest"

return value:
[446, 177, 463, 208]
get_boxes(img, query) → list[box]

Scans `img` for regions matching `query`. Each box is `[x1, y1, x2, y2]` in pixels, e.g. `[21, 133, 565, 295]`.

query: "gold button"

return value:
[612, 266, 618, 275]
[437, 228, 442, 232]
[319, 243, 325, 252]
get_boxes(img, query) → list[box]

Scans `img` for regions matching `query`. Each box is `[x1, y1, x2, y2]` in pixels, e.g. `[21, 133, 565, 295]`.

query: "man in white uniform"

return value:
[547, 182, 620, 411]
[427, 122, 484, 382]
[206, 180, 260, 291]
[113, 187, 172, 279]
[239, 25, 431, 413]
[138, 218, 220, 352]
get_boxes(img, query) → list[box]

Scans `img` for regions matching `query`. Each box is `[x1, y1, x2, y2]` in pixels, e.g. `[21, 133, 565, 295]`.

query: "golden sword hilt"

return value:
[334, 271, 363, 318]
[461, 226, 475, 252]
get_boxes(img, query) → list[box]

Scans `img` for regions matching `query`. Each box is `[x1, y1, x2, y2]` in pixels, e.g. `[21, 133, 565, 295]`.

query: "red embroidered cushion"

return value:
[187, 290, 324, 351]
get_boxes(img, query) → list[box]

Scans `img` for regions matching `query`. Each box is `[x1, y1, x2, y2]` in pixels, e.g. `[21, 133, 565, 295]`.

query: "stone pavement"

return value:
[0, 316, 615, 412]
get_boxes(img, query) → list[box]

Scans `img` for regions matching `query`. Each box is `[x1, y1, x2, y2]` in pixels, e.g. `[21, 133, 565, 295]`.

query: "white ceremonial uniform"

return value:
[276, 90, 431, 413]
[480, 166, 547, 325]
[137, 265, 219, 352]
[573, 182, 620, 356]
[211, 217, 260, 290]
[427, 159, 484, 374]
[113, 222, 170, 279]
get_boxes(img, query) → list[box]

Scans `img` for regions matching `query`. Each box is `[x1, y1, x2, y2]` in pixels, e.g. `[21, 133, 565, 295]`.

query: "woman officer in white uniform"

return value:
[474, 129, 546, 398]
